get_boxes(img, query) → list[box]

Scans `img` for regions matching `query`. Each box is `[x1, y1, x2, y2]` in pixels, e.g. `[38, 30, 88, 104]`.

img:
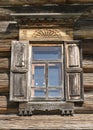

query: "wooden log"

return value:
[0, 80, 9, 93]
[0, 0, 93, 6]
[0, 52, 11, 58]
[74, 28, 93, 39]
[0, 32, 18, 40]
[0, 80, 9, 86]
[0, 0, 65, 5]
[0, 22, 18, 40]
[83, 73, 93, 91]
[0, 73, 9, 80]
[0, 58, 10, 71]
[75, 91, 93, 113]
[83, 55, 93, 72]
[0, 86, 9, 93]
[0, 46, 11, 52]
[83, 73, 93, 86]
[0, 40, 11, 45]
[68, 0, 93, 4]
[82, 42, 93, 55]
[0, 96, 18, 114]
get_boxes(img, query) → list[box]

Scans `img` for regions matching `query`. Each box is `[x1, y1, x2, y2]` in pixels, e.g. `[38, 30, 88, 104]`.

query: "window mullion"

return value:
[45, 63, 48, 100]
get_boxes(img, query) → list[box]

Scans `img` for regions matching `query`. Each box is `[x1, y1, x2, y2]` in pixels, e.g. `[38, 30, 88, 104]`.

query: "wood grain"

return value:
[0, 0, 93, 6]
[0, 2, 93, 116]
[0, 114, 93, 129]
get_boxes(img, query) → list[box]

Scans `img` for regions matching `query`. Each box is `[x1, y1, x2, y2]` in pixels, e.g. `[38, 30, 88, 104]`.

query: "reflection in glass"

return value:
[48, 89, 62, 97]
[32, 64, 45, 87]
[33, 47, 61, 60]
[48, 64, 62, 86]
[31, 89, 45, 97]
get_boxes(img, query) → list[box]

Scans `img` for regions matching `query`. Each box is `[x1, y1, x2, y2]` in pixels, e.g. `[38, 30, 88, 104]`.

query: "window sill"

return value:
[19, 101, 74, 116]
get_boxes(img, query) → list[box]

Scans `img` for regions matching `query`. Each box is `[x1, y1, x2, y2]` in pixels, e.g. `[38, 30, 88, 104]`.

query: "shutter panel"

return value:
[65, 42, 84, 102]
[10, 41, 29, 101]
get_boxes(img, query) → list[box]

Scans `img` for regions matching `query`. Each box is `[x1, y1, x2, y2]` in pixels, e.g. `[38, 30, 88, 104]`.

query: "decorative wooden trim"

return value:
[11, 13, 81, 27]
[19, 29, 73, 41]
[19, 102, 74, 116]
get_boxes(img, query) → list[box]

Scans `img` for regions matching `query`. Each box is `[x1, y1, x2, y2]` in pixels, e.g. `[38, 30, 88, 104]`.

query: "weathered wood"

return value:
[83, 55, 93, 72]
[0, 73, 9, 80]
[65, 43, 83, 102]
[67, 44, 80, 68]
[0, 45, 11, 52]
[10, 41, 29, 101]
[0, 96, 18, 114]
[75, 91, 93, 113]
[82, 42, 93, 54]
[19, 102, 74, 116]
[19, 28, 73, 41]
[0, 22, 18, 40]
[74, 28, 93, 39]
[0, 0, 93, 6]
[0, 52, 10, 58]
[0, 58, 10, 71]
[0, 114, 93, 129]
[1, 56, 93, 72]
[1, 73, 93, 93]
[0, 1, 92, 117]
[84, 73, 93, 87]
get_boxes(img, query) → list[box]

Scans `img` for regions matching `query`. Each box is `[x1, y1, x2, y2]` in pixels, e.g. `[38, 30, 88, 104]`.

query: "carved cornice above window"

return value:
[19, 28, 73, 41]
[11, 13, 81, 28]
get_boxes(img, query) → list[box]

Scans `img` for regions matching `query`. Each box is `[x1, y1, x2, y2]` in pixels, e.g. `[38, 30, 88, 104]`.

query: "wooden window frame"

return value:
[29, 44, 64, 101]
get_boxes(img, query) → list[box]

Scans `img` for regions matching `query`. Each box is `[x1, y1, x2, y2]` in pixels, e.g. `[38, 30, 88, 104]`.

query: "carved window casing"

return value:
[10, 28, 84, 115]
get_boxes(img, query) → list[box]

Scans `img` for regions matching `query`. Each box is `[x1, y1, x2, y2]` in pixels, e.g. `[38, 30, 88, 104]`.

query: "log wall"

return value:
[0, 4, 93, 114]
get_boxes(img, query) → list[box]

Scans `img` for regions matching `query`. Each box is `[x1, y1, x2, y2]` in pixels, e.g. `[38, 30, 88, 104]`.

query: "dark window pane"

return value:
[48, 89, 62, 97]
[33, 47, 61, 60]
[48, 64, 62, 86]
[32, 64, 45, 87]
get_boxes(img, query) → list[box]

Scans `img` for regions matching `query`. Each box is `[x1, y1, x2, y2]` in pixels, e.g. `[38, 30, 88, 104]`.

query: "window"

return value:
[31, 46, 64, 100]
[10, 41, 84, 103]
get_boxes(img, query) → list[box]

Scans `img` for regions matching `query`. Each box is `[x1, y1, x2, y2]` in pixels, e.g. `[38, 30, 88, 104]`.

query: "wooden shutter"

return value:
[10, 41, 29, 101]
[65, 42, 84, 102]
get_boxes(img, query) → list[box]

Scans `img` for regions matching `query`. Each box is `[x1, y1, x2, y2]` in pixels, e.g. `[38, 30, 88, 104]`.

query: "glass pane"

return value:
[32, 64, 45, 87]
[48, 64, 62, 87]
[32, 47, 61, 60]
[31, 89, 45, 97]
[48, 89, 62, 97]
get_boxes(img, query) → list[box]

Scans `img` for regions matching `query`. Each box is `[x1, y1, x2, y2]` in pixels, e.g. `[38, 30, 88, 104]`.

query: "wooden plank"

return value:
[10, 41, 29, 101]
[67, 44, 80, 68]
